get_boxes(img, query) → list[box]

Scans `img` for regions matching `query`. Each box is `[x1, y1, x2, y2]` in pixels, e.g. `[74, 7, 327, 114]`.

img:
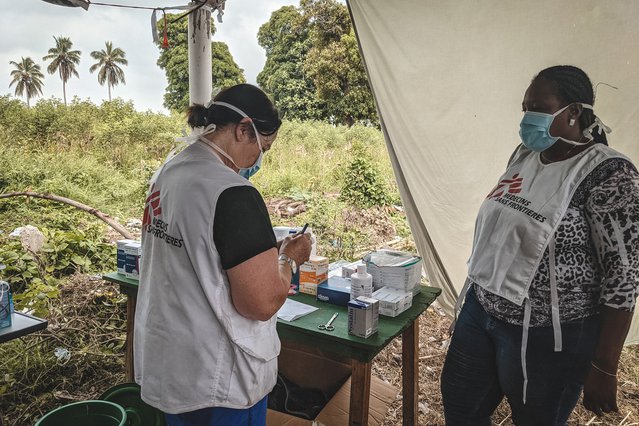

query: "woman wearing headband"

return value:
[134, 84, 312, 426]
[441, 66, 639, 425]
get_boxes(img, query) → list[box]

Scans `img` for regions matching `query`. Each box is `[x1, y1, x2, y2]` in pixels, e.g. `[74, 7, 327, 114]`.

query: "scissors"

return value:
[318, 312, 339, 331]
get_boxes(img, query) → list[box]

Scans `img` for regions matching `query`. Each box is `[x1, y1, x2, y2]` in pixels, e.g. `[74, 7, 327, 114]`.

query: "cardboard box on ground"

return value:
[267, 343, 397, 426]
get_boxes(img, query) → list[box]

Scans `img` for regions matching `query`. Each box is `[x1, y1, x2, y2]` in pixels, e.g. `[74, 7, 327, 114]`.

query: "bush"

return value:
[0, 226, 115, 317]
[251, 120, 397, 201]
[340, 142, 392, 208]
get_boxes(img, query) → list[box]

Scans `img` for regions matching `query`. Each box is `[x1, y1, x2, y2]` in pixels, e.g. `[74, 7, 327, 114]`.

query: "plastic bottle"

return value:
[350, 264, 373, 300]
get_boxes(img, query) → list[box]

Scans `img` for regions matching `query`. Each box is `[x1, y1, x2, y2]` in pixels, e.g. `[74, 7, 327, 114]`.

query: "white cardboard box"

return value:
[372, 287, 413, 317]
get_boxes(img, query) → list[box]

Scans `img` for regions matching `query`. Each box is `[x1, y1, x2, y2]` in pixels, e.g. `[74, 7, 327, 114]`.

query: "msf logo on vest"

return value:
[142, 185, 185, 248]
[487, 174, 523, 199]
[142, 185, 162, 228]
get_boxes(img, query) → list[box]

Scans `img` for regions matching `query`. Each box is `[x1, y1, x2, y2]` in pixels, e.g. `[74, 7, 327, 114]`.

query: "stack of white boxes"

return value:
[372, 287, 413, 317]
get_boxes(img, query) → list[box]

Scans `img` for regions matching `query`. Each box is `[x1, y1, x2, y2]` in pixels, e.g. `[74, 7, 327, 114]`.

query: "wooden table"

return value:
[0, 312, 48, 344]
[103, 272, 440, 426]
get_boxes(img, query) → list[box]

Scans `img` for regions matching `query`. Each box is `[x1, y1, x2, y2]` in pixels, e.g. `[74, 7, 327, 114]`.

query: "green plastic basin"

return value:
[99, 383, 166, 426]
[35, 400, 127, 426]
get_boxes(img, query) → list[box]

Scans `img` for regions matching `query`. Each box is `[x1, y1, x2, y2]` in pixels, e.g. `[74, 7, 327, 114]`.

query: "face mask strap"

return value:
[551, 104, 571, 117]
[210, 101, 263, 153]
[563, 103, 612, 141]
[553, 103, 612, 145]
[582, 116, 612, 139]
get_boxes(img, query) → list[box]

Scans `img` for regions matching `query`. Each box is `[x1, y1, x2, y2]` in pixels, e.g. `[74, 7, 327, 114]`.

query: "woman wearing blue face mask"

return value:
[135, 84, 312, 426]
[441, 66, 639, 425]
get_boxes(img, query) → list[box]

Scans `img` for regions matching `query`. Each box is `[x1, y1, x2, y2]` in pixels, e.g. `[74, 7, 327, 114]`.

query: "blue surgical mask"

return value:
[238, 150, 262, 179]
[519, 103, 595, 152]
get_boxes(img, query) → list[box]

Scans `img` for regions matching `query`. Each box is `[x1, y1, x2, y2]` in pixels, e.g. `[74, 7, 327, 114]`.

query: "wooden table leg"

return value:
[402, 318, 419, 426]
[125, 292, 137, 382]
[349, 359, 372, 426]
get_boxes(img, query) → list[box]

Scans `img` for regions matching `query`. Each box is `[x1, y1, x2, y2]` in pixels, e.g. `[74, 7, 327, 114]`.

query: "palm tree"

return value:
[43, 36, 81, 106]
[9, 57, 45, 107]
[89, 41, 128, 101]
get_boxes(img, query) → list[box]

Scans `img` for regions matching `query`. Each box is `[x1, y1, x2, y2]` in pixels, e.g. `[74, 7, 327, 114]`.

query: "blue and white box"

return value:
[117, 239, 136, 275]
[348, 296, 379, 338]
[317, 276, 351, 307]
[124, 241, 142, 280]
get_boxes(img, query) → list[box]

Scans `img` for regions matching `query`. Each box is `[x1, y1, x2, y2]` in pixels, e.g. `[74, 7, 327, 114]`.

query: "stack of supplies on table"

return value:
[363, 249, 422, 296]
[299, 255, 329, 296]
[372, 286, 413, 317]
[116, 239, 142, 281]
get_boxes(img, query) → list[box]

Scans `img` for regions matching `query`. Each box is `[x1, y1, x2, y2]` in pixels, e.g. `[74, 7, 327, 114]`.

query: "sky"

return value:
[0, 0, 299, 113]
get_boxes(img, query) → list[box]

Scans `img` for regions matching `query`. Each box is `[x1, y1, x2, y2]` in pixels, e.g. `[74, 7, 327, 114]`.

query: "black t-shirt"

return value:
[213, 186, 276, 270]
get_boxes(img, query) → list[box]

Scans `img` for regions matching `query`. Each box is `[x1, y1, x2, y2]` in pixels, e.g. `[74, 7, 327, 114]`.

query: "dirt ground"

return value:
[377, 304, 639, 426]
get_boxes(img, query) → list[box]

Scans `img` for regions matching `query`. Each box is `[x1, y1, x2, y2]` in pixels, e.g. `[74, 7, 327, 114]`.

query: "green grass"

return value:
[0, 96, 399, 222]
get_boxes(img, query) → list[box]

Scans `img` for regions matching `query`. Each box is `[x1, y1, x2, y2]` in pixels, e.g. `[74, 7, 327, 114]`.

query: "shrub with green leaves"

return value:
[0, 227, 115, 316]
[340, 142, 392, 208]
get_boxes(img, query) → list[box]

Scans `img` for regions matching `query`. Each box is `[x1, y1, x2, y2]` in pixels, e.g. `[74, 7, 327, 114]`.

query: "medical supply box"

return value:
[116, 239, 136, 275]
[363, 250, 423, 295]
[317, 276, 351, 307]
[299, 255, 329, 296]
[372, 286, 413, 317]
[348, 296, 379, 338]
[124, 241, 142, 280]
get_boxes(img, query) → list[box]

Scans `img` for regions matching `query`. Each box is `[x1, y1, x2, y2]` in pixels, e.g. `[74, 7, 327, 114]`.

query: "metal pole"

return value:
[188, 2, 212, 106]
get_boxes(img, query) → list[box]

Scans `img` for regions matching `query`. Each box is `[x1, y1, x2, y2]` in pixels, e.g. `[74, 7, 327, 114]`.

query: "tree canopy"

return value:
[156, 14, 245, 112]
[258, 0, 378, 126]
[9, 57, 45, 107]
[257, 6, 327, 121]
[89, 41, 128, 102]
[43, 36, 81, 106]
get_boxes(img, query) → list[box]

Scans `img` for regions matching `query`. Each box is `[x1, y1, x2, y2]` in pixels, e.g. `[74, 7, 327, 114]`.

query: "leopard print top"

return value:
[474, 157, 639, 327]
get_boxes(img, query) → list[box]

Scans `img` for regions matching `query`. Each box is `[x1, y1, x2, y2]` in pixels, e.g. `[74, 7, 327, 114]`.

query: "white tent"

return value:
[348, 0, 639, 345]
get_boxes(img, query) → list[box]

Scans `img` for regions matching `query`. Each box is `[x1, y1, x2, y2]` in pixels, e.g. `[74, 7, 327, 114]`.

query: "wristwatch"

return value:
[278, 253, 298, 274]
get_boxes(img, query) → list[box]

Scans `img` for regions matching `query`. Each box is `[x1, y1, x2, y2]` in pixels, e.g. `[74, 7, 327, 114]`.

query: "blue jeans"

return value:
[441, 288, 599, 426]
[165, 396, 268, 426]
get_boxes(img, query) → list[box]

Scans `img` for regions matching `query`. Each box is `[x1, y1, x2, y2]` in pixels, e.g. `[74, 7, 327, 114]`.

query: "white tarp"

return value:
[348, 0, 639, 344]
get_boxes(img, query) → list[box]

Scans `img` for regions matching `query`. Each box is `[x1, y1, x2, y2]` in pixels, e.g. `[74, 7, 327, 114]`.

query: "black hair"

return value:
[534, 65, 608, 145]
[187, 84, 282, 138]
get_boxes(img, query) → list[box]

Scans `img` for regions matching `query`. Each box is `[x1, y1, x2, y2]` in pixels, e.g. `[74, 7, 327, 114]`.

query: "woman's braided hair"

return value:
[534, 65, 608, 145]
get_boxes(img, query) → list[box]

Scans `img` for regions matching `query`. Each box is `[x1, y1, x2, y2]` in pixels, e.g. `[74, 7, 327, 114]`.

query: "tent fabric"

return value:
[348, 0, 639, 345]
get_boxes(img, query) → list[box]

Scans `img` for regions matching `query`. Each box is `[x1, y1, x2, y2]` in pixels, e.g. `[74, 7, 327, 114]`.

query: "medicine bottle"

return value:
[350, 264, 373, 300]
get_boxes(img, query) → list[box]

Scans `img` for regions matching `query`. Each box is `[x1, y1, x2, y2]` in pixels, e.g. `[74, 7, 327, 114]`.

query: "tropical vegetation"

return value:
[89, 41, 128, 101]
[8, 57, 44, 107]
[42, 36, 81, 106]
[155, 13, 246, 112]
[258, 0, 378, 126]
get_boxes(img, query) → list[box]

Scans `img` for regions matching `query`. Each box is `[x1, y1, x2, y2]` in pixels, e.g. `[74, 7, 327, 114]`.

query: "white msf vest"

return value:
[134, 141, 280, 414]
[462, 143, 627, 402]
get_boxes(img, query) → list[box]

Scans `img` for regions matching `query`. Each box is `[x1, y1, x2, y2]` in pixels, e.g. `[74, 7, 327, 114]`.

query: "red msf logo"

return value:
[487, 174, 523, 199]
[142, 185, 162, 227]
